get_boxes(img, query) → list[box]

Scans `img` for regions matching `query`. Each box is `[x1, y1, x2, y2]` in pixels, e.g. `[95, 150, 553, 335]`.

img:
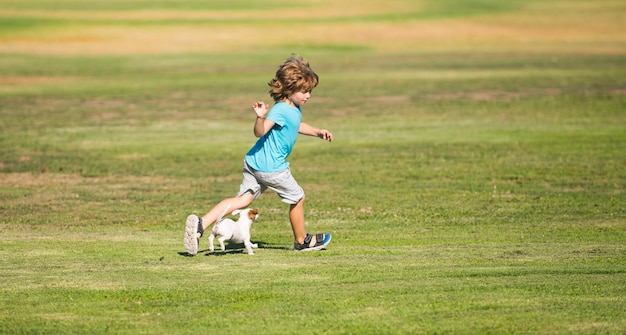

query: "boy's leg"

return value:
[290, 197, 332, 251]
[201, 193, 254, 234]
[184, 193, 254, 256]
[256, 166, 331, 250]
[290, 197, 307, 245]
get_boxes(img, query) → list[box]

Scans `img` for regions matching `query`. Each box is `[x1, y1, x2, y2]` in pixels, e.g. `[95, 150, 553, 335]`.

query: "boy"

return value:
[183, 54, 333, 255]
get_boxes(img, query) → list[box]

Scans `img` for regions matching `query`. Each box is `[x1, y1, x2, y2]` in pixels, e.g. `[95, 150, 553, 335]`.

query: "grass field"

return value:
[1, 0, 625, 334]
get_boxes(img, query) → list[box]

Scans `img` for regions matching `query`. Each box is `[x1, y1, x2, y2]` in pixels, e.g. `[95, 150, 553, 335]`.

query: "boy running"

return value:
[184, 54, 333, 255]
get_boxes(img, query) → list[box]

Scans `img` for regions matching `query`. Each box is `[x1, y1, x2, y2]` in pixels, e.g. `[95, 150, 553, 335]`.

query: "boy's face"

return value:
[290, 90, 311, 106]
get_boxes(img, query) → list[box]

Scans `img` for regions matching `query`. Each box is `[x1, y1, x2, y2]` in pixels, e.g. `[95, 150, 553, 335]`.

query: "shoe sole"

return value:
[183, 214, 199, 255]
[295, 234, 332, 252]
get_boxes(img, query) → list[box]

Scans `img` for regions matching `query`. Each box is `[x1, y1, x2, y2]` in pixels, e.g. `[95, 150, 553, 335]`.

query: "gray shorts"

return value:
[237, 160, 305, 204]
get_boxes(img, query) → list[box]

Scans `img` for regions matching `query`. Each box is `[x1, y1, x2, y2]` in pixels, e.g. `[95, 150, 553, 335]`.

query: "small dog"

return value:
[209, 208, 259, 255]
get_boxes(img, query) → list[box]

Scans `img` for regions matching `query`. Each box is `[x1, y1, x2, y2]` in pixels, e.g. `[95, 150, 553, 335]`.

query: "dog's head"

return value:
[247, 208, 259, 221]
[232, 208, 259, 222]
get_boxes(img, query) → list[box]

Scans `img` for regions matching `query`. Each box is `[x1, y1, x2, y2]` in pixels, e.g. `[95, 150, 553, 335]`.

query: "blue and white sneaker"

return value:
[294, 233, 332, 252]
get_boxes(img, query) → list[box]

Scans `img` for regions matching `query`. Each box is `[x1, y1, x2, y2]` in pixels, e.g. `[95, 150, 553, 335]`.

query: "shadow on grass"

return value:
[177, 241, 291, 257]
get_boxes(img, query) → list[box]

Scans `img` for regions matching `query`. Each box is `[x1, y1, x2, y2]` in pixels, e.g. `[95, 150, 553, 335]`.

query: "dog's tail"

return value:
[214, 202, 232, 227]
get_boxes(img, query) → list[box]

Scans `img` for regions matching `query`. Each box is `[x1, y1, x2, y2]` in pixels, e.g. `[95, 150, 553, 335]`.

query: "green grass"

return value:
[1, 0, 625, 334]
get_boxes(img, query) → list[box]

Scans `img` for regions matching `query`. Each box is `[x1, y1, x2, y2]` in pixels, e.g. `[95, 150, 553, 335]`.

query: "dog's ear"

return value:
[231, 209, 241, 216]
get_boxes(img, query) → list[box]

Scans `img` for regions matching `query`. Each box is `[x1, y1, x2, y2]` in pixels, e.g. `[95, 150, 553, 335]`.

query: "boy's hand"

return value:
[252, 101, 269, 119]
[318, 129, 333, 142]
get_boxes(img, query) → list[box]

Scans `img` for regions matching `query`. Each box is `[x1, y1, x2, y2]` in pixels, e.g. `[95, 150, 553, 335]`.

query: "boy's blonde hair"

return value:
[268, 54, 319, 102]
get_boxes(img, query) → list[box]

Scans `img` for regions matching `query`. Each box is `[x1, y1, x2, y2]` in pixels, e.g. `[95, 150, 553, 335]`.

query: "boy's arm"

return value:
[252, 101, 275, 137]
[299, 122, 333, 142]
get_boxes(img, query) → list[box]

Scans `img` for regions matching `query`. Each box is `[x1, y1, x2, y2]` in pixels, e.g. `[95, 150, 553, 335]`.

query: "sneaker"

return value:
[183, 214, 204, 256]
[294, 233, 332, 252]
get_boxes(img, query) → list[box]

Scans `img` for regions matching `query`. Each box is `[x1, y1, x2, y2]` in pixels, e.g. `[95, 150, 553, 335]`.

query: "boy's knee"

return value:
[238, 192, 255, 206]
[291, 196, 305, 207]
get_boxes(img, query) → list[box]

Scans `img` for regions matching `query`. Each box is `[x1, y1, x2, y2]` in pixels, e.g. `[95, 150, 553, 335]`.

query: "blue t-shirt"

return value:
[245, 102, 302, 172]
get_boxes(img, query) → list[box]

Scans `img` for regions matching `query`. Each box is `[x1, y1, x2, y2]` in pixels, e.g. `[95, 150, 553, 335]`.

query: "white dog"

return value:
[208, 208, 259, 255]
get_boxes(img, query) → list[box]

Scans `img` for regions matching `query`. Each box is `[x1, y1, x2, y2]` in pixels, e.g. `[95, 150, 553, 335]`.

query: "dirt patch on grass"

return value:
[0, 172, 80, 188]
[368, 95, 411, 103]
[0, 1, 418, 21]
[0, 76, 76, 85]
[0, 172, 181, 188]
[0, 1, 623, 55]
[426, 88, 626, 101]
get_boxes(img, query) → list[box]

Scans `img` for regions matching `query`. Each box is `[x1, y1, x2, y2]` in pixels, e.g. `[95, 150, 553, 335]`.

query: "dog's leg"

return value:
[208, 233, 215, 252]
[244, 240, 255, 255]
[218, 236, 227, 251]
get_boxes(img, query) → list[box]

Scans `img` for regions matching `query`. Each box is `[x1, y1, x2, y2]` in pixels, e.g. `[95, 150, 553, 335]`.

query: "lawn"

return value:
[1, 0, 625, 334]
